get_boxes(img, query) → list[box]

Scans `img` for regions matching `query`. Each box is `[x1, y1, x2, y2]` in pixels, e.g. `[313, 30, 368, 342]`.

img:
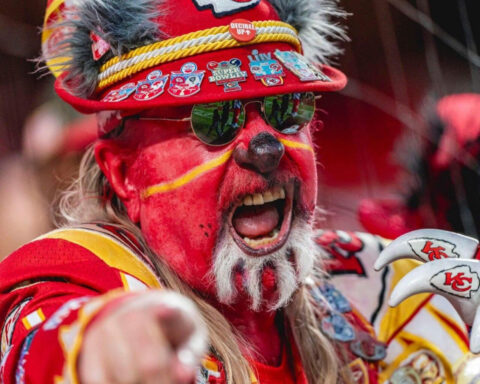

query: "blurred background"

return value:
[0, 0, 478, 257]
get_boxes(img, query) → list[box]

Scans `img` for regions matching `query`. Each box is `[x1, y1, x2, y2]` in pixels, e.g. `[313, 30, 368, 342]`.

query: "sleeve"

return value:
[0, 236, 151, 384]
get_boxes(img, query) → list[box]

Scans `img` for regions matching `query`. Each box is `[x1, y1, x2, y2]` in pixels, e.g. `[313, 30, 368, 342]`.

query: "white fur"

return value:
[269, 0, 348, 64]
[213, 218, 317, 311]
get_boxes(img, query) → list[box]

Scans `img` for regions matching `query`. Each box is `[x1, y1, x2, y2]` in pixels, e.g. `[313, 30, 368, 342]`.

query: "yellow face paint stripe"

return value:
[142, 150, 233, 198]
[279, 138, 314, 152]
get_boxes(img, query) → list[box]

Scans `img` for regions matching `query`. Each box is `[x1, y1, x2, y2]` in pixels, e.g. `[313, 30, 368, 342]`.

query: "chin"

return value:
[213, 180, 317, 311]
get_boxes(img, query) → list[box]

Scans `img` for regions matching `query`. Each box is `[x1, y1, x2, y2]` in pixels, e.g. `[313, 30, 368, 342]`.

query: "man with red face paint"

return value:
[0, 0, 475, 383]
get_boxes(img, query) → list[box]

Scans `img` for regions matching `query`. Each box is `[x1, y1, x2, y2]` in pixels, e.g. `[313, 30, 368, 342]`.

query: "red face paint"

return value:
[108, 104, 318, 306]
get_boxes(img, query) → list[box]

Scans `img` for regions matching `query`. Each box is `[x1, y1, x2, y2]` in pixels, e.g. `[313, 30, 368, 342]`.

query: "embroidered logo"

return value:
[192, 0, 261, 17]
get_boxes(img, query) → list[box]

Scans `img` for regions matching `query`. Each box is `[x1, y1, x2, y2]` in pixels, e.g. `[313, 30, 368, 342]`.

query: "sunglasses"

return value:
[121, 92, 316, 146]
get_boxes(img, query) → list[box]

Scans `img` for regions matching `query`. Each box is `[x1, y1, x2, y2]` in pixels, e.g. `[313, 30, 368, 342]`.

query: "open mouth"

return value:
[228, 182, 294, 256]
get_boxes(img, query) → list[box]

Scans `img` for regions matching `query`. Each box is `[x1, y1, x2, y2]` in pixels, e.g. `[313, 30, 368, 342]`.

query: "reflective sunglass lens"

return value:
[263, 92, 316, 134]
[191, 100, 245, 145]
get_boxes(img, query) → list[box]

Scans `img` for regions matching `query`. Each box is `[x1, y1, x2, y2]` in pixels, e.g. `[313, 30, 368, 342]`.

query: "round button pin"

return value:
[229, 19, 256, 42]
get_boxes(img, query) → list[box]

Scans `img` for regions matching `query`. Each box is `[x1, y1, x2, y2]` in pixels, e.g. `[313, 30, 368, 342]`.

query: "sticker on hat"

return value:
[90, 30, 111, 61]
[168, 62, 206, 98]
[229, 19, 256, 42]
[192, 0, 261, 17]
[248, 50, 285, 87]
[102, 82, 137, 102]
[274, 50, 332, 82]
[134, 70, 169, 101]
[207, 59, 247, 92]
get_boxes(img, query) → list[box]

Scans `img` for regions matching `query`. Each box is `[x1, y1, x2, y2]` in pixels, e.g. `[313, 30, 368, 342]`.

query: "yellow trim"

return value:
[40, 228, 161, 288]
[21, 309, 46, 330]
[279, 138, 314, 152]
[44, 0, 64, 23]
[377, 259, 431, 343]
[425, 303, 469, 353]
[379, 331, 455, 383]
[142, 150, 233, 198]
[58, 290, 126, 384]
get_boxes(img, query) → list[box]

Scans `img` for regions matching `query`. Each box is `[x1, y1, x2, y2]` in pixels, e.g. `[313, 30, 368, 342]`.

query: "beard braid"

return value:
[213, 217, 317, 311]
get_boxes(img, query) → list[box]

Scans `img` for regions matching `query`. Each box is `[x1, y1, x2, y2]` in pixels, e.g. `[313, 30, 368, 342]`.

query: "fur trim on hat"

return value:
[43, 0, 166, 98]
[268, 0, 348, 64]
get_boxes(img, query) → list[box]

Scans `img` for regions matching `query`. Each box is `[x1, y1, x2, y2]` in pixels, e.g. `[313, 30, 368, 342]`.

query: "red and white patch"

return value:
[430, 265, 480, 298]
[134, 71, 169, 101]
[192, 0, 261, 17]
[102, 82, 137, 102]
[90, 30, 111, 61]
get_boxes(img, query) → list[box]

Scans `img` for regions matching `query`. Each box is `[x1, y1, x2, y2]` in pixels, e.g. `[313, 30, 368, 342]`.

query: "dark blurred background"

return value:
[0, 0, 478, 255]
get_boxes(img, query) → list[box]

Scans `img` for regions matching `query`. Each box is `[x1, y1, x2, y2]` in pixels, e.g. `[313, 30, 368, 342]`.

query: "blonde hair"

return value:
[56, 146, 350, 384]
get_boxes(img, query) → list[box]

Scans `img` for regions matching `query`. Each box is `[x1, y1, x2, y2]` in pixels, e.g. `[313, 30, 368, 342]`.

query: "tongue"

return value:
[233, 204, 280, 238]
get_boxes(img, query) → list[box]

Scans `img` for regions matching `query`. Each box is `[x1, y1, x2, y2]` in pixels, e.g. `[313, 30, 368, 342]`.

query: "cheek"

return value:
[282, 129, 318, 213]
[130, 138, 229, 292]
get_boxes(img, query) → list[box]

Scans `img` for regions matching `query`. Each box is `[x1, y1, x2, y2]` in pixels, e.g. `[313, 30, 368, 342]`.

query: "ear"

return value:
[94, 140, 140, 223]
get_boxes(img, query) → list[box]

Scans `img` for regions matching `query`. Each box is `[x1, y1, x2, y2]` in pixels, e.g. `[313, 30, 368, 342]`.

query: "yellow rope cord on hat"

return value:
[96, 20, 300, 91]
[97, 33, 300, 91]
[100, 21, 296, 73]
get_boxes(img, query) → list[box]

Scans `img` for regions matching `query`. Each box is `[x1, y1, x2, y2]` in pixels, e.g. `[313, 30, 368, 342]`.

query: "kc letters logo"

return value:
[408, 238, 460, 262]
[430, 265, 480, 298]
[192, 0, 261, 17]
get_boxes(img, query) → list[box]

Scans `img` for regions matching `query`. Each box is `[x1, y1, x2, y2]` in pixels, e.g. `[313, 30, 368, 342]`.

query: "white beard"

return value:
[213, 218, 317, 311]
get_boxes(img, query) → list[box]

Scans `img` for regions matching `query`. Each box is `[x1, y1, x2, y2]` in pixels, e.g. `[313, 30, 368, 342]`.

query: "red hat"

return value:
[43, 0, 347, 118]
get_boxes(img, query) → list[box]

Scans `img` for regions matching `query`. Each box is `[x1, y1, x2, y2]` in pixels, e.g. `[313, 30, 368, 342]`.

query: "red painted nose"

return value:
[233, 132, 285, 174]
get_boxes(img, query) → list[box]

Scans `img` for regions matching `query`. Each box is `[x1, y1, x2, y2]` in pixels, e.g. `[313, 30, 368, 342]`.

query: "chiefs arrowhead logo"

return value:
[192, 0, 261, 17]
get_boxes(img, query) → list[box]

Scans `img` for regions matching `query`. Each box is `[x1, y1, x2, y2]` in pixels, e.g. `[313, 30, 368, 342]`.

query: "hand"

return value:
[79, 291, 207, 384]
[374, 229, 480, 353]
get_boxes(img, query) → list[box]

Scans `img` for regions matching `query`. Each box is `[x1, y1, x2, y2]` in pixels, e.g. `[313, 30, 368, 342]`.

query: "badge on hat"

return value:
[248, 50, 285, 87]
[134, 70, 169, 101]
[90, 30, 111, 62]
[229, 20, 256, 42]
[207, 59, 247, 92]
[274, 50, 331, 82]
[168, 63, 206, 98]
[192, 0, 261, 17]
[102, 82, 137, 102]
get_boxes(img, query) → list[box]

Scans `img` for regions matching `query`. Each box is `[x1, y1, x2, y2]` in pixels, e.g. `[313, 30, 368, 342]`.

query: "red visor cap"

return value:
[53, 0, 347, 114]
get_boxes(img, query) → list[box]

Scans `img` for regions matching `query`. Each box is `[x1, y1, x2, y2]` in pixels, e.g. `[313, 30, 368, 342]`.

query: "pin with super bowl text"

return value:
[207, 59, 247, 92]
[248, 49, 284, 87]
[168, 63, 205, 98]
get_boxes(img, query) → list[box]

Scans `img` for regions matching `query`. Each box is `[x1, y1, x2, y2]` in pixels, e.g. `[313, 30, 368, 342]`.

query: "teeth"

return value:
[253, 193, 264, 205]
[241, 187, 286, 206]
[263, 191, 274, 203]
[243, 229, 280, 248]
[243, 195, 253, 206]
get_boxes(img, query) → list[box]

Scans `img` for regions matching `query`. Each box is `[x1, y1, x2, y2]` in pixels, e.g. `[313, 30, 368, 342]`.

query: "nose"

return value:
[233, 132, 285, 174]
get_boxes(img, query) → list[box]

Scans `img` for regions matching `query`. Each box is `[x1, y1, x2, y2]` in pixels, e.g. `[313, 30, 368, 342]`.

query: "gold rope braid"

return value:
[97, 33, 300, 91]
[99, 20, 297, 73]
